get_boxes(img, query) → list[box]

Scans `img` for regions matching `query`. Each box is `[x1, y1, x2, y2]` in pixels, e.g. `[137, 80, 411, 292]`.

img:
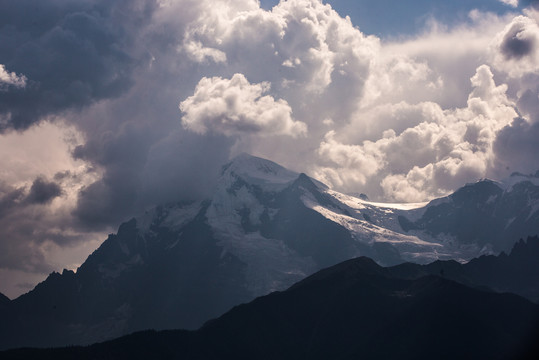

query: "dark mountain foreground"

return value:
[3, 255, 539, 360]
[391, 235, 539, 303]
[0, 292, 9, 309]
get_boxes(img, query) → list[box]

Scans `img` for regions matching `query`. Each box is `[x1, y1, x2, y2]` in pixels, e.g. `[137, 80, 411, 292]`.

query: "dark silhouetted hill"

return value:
[391, 235, 539, 302]
[3, 256, 538, 360]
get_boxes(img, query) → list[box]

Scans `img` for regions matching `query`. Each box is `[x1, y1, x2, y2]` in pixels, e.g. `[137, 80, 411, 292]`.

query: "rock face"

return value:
[1, 154, 538, 350]
[388, 235, 539, 303]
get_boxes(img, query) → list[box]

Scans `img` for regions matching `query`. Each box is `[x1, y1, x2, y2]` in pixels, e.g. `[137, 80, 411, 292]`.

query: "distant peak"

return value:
[508, 171, 539, 181]
[227, 153, 282, 169]
[292, 173, 319, 189]
[510, 171, 539, 178]
[297, 172, 310, 181]
[231, 152, 255, 161]
[288, 256, 384, 291]
[221, 153, 328, 191]
[501, 171, 539, 189]
[222, 153, 299, 187]
[62, 269, 75, 276]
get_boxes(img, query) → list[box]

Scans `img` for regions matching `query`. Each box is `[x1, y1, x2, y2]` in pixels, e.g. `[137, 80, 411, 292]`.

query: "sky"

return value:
[1, 0, 539, 299]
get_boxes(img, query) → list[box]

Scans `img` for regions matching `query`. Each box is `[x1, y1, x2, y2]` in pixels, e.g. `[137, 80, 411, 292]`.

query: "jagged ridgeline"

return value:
[1, 154, 538, 349]
[3, 250, 539, 359]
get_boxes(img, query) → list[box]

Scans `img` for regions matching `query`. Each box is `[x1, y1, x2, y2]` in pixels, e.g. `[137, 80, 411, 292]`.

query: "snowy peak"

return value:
[449, 179, 503, 204]
[398, 176, 539, 252]
[503, 171, 539, 190]
[221, 153, 300, 191]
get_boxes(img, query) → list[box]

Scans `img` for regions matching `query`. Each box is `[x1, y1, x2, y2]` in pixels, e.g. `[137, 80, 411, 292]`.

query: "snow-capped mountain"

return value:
[1, 154, 538, 349]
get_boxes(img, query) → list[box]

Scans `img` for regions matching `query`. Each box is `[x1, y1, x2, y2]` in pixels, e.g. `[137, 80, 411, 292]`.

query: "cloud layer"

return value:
[1, 0, 539, 298]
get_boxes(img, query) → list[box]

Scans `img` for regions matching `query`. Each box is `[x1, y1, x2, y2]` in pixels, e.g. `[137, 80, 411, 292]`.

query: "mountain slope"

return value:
[397, 176, 539, 252]
[0, 154, 537, 350]
[0, 292, 9, 310]
[0, 203, 251, 349]
[389, 235, 539, 302]
[4, 257, 538, 360]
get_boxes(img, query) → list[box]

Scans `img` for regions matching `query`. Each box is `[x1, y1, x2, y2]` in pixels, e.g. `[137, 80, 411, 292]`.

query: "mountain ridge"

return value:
[3, 253, 538, 359]
[0, 153, 538, 349]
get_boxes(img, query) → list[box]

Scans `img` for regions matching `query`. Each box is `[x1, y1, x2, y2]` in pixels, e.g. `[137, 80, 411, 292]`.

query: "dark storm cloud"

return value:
[0, 175, 97, 282]
[25, 177, 62, 205]
[0, 177, 67, 274]
[0, 183, 25, 218]
[72, 122, 232, 228]
[500, 20, 538, 59]
[0, 176, 62, 216]
[494, 117, 539, 173]
[0, 0, 227, 237]
[0, 0, 157, 131]
[72, 121, 154, 226]
[517, 87, 539, 122]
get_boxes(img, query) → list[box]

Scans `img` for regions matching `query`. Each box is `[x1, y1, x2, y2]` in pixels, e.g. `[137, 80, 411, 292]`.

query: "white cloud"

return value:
[179, 0, 378, 123]
[499, 0, 519, 7]
[314, 65, 518, 202]
[314, 130, 385, 187]
[0, 122, 92, 187]
[376, 11, 512, 109]
[361, 55, 443, 108]
[180, 73, 307, 137]
[182, 41, 227, 63]
[0, 64, 27, 90]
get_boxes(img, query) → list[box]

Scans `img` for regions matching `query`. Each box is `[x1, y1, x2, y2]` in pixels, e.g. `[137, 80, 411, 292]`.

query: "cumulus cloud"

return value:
[361, 56, 443, 108]
[180, 74, 306, 137]
[315, 65, 518, 201]
[304, 11, 539, 202]
[180, 0, 378, 125]
[315, 130, 385, 187]
[491, 15, 539, 76]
